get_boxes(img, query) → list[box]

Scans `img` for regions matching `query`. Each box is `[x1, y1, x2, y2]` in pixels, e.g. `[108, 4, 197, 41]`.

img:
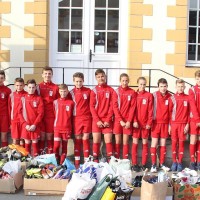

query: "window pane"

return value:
[71, 9, 82, 29]
[107, 32, 118, 53]
[95, 10, 106, 30]
[72, 0, 83, 7]
[198, 45, 200, 60]
[189, 27, 197, 43]
[58, 31, 69, 52]
[95, 0, 106, 7]
[199, 28, 200, 43]
[59, 0, 70, 7]
[58, 9, 69, 29]
[94, 32, 105, 53]
[190, 0, 197, 8]
[108, 0, 119, 8]
[189, 11, 197, 26]
[71, 31, 82, 44]
[188, 45, 196, 60]
[108, 10, 119, 30]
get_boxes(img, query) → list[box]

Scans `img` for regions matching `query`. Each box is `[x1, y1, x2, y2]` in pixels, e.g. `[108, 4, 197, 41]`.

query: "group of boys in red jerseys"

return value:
[0, 67, 200, 172]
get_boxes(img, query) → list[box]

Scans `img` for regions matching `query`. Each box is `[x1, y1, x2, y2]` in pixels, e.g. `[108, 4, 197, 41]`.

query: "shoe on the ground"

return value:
[189, 162, 197, 170]
[160, 164, 170, 172]
[177, 163, 183, 172]
[141, 165, 148, 172]
[131, 164, 140, 172]
[150, 164, 157, 173]
[171, 162, 178, 171]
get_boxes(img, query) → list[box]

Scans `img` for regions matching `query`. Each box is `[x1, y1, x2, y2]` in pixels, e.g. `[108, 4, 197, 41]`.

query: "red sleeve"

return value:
[113, 90, 123, 121]
[127, 91, 136, 122]
[105, 88, 114, 122]
[168, 96, 173, 124]
[189, 88, 200, 123]
[8, 94, 11, 125]
[18, 98, 27, 126]
[90, 89, 100, 122]
[146, 93, 153, 126]
[33, 97, 44, 126]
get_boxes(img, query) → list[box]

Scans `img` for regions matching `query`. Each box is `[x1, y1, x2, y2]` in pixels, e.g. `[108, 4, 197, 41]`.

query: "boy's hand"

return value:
[168, 125, 171, 135]
[125, 121, 130, 129]
[146, 125, 151, 129]
[120, 121, 126, 127]
[29, 125, 36, 131]
[25, 125, 30, 131]
[97, 121, 104, 128]
[104, 122, 110, 127]
[184, 124, 189, 134]
[133, 122, 138, 128]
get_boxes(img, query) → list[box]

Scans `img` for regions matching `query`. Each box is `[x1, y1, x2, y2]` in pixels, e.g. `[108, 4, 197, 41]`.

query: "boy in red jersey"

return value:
[169, 79, 190, 172]
[90, 69, 114, 162]
[9, 78, 27, 146]
[37, 66, 59, 154]
[132, 77, 153, 172]
[53, 84, 74, 164]
[0, 70, 11, 147]
[150, 78, 171, 173]
[188, 70, 200, 170]
[18, 79, 44, 156]
[113, 73, 136, 159]
[70, 72, 92, 168]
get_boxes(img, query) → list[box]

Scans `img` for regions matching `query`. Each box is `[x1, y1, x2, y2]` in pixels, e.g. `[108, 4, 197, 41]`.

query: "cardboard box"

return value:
[21, 162, 29, 173]
[0, 171, 23, 193]
[24, 178, 69, 195]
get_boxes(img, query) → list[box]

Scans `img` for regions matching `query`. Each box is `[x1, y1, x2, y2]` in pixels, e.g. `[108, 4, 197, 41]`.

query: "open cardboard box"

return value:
[24, 178, 69, 195]
[0, 171, 23, 193]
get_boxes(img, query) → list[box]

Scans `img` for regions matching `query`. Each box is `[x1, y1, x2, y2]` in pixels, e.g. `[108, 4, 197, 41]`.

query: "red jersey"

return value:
[134, 90, 153, 127]
[70, 86, 91, 119]
[37, 81, 59, 117]
[169, 93, 190, 124]
[113, 86, 136, 122]
[152, 91, 171, 124]
[90, 84, 114, 122]
[189, 85, 200, 123]
[53, 98, 74, 132]
[0, 84, 11, 116]
[9, 90, 27, 122]
[18, 94, 44, 126]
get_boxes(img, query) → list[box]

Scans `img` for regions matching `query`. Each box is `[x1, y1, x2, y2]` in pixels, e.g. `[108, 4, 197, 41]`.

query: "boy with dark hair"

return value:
[150, 78, 171, 172]
[53, 84, 74, 164]
[169, 79, 190, 172]
[70, 72, 92, 168]
[189, 70, 200, 170]
[132, 77, 153, 172]
[9, 77, 27, 146]
[0, 70, 11, 147]
[18, 79, 44, 156]
[90, 68, 114, 162]
[37, 66, 59, 154]
[113, 73, 136, 159]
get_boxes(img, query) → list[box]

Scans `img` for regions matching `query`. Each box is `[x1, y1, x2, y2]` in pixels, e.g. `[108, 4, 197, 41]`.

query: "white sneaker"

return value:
[160, 164, 170, 172]
[150, 165, 157, 173]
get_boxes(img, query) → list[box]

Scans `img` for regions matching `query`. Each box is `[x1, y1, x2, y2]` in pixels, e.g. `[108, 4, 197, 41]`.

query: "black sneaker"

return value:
[189, 162, 197, 170]
[141, 165, 148, 172]
[131, 164, 140, 172]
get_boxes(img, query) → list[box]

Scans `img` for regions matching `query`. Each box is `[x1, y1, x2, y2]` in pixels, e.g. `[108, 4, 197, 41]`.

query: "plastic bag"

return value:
[62, 173, 96, 200]
[2, 160, 21, 176]
[62, 158, 76, 171]
[34, 154, 57, 166]
[116, 168, 132, 189]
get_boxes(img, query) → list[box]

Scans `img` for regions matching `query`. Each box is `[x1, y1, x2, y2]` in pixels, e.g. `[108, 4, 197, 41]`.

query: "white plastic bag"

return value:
[116, 168, 132, 189]
[62, 173, 96, 200]
[3, 160, 21, 176]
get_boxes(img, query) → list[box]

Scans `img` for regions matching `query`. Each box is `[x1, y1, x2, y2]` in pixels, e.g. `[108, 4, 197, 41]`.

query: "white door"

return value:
[49, 0, 128, 87]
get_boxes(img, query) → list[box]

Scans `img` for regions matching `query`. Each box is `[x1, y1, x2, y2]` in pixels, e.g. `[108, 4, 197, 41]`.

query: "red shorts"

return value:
[41, 117, 54, 133]
[151, 123, 169, 138]
[11, 121, 23, 139]
[92, 120, 113, 134]
[54, 131, 71, 140]
[113, 120, 132, 135]
[73, 117, 92, 135]
[21, 124, 40, 140]
[132, 127, 149, 139]
[190, 121, 200, 135]
[0, 115, 9, 132]
[171, 123, 186, 141]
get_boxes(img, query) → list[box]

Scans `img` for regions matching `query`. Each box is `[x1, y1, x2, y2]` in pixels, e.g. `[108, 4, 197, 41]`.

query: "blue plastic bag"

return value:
[62, 158, 76, 171]
[34, 153, 57, 166]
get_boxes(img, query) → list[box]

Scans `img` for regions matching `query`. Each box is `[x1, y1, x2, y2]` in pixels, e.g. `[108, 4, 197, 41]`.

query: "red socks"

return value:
[114, 144, 120, 158]
[178, 141, 184, 163]
[106, 143, 113, 158]
[82, 139, 90, 159]
[197, 140, 200, 162]
[93, 143, 100, 161]
[53, 140, 60, 158]
[142, 143, 148, 165]
[60, 153, 66, 165]
[32, 142, 39, 157]
[190, 144, 196, 163]
[123, 144, 129, 159]
[151, 147, 156, 165]
[62, 140, 68, 154]
[74, 139, 82, 168]
[160, 146, 166, 165]
[47, 140, 53, 154]
[25, 143, 31, 154]
[1, 141, 8, 147]
[172, 140, 177, 162]
[131, 143, 138, 165]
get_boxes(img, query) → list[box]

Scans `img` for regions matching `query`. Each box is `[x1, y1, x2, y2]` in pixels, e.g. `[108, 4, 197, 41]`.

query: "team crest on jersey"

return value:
[49, 90, 53, 96]
[33, 101, 37, 107]
[83, 94, 87, 99]
[128, 95, 131, 101]
[66, 105, 70, 111]
[184, 101, 187, 106]
[165, 100, 168, 105]
[1, 93, 5, 99]
[105, 92, 110, 98]
[142, 99, 146, 104]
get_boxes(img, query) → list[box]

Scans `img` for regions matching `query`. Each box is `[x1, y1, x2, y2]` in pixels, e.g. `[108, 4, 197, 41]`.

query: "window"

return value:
[187, 0, 200, 65]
